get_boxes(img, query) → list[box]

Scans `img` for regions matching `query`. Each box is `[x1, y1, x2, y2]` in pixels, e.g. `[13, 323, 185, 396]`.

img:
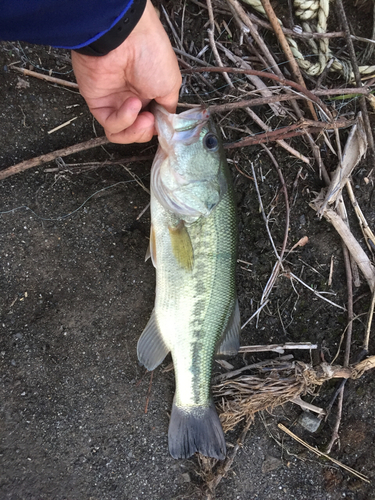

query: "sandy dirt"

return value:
[1, 2, 375, 499]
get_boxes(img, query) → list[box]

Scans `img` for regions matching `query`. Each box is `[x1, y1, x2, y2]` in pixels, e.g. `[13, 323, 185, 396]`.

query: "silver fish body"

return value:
[137, 104, 240, 460]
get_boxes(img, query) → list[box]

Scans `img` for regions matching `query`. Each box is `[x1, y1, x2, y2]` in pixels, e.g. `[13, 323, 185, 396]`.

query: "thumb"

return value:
[154, 90, 180, 114]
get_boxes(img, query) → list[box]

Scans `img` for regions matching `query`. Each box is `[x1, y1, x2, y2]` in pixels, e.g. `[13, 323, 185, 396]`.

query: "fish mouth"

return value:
[152, 103, 210, 149]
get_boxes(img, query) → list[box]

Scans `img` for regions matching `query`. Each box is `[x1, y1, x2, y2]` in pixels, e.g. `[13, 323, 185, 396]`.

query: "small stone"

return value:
[298, 411, 321, 432]
[181, 472, 191, 483]
[262, 456, 283, 473]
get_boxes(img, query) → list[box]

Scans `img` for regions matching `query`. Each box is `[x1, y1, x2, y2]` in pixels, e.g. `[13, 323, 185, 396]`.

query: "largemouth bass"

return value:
[137, 104, 240, 460]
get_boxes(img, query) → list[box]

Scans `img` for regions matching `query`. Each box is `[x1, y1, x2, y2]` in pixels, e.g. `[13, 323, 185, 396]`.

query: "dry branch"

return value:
[0, 137, 109, 180]
[11, 66, 79, 89]
[182, 66, 333, 118]
[259, 0, 317, 120]
[311, 198, 375, 293]
[224, 118, 354, 149]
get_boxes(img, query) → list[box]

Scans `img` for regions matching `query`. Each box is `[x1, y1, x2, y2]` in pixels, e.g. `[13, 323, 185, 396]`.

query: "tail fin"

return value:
[168, 401, 226, 460]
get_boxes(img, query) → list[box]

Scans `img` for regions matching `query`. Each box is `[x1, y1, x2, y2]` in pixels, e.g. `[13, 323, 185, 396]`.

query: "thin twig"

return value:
[0, 137, 110, 180]
[244, 107, 310, 163]
[214, 355, 295, 383]
[205, 418, 253, 497]
[238, 342, 317, 354]
[363, 289, 375, 353]
[182, 67, 333, 119]
[335, 0, 374, 152]
[226, 0, 285, 77]
[161, 5, 184, 50]
[11, 66, 79, 89]
[216, 41, 286, 117]
[246, 10, 375, 44]
[44, 156, 154, 172]
[173, 47, 210, 66]
[224, 120, 354, 149]
[136, 202, 151, 221]
[286, 272, 347, 311]
[241, 300, 270, 329]
[278, 423, 370, 482]
[206, 0, 234, 87]
[259, 0, 317, 120]
[325, 384, 345, 454]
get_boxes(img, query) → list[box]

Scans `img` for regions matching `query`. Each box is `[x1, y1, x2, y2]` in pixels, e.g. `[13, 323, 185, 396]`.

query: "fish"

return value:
[137, 104, 240, 460]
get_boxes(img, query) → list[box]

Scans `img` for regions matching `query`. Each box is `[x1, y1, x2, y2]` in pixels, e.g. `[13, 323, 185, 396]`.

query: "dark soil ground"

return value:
[1, 2, 375, 499]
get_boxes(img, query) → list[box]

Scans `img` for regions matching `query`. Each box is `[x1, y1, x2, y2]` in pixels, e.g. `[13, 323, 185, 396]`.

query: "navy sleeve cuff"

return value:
[74, 0, 146, 56]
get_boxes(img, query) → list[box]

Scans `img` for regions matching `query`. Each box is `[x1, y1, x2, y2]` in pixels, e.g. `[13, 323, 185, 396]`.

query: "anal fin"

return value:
[217, 298, 241, 356]
[137, 309, 169, 371]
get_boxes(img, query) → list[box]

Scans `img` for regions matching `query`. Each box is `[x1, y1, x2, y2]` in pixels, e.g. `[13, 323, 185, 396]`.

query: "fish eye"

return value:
[203, 133, 219, 152]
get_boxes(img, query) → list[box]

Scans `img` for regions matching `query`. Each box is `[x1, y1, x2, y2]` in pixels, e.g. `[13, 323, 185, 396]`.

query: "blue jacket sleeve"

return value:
[0, 0, 145, 53]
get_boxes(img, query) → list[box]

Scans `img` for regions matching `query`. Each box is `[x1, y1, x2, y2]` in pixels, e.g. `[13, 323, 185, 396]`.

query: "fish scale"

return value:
[153, 187, 237, 408]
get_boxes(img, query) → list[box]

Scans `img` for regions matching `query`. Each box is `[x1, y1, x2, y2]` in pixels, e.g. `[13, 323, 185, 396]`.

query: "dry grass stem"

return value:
[278, 424, 370, 482]
[47, 116, 77, 134]
[285, 271, 346, 311]
[346, 180, 375, 252]
[240, 299, 270, 330]
[214, 356, 375, 434]
[120, 164, 150, 195]
[311, 199, 375, 293]
[238, 342, 317, 354]
[363, 290, 375, 352]
[290, 395, 325, 416]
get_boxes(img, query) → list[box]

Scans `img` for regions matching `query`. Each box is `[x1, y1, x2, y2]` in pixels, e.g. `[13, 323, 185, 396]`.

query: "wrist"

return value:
[74, 0, 146, 57]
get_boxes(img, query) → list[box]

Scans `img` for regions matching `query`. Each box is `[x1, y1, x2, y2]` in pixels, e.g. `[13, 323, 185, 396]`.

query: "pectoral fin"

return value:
[137, 309, 170, 371]
[217, 298, 241, 356]
[169, 221, 193, 271]
[145, 224, 157, 268]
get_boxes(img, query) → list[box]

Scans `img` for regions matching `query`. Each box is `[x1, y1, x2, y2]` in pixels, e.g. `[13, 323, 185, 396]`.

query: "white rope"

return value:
[239, 0, 375, 78]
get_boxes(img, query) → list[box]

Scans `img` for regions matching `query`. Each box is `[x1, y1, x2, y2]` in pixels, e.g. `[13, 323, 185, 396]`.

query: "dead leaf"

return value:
[319, 113, 367, 213]
[290, 236, 309, 252]
[16, 77, 30, 89]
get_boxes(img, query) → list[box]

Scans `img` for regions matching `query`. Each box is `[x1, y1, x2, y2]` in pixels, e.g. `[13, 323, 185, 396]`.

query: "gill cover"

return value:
[151, 104, 227, 221]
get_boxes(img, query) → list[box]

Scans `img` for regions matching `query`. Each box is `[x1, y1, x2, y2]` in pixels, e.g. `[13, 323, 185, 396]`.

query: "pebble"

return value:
[298, 411, 321, 432]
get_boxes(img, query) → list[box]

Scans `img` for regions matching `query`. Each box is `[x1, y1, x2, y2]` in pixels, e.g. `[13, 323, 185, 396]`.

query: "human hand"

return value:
[71, 0, 181, 144]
